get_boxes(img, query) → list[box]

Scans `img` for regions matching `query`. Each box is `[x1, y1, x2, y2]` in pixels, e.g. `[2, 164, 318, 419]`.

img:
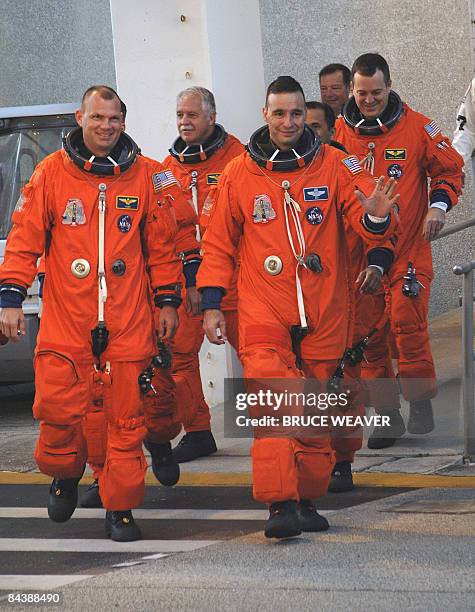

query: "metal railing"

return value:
[453, 260, 475, 463]
[432, 216, 475, 241]
[432, 216, 475, 462]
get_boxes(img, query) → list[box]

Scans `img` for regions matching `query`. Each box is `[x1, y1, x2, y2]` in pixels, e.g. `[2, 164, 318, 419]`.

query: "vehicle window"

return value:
[0, 115, 76, 239]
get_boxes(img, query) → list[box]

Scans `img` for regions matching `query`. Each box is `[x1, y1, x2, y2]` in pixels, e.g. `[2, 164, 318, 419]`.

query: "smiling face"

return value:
[263, 90, 306, 151]
[352, 69, 391, 120]
[319, 70, 350, 116]
[75, 92, 123, 157]
[176, 93, 216, 145]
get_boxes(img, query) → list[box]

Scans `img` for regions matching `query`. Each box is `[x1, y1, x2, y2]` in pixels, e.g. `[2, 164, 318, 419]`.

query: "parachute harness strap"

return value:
[282, 180, 308, 329]
[190, 170, 201, 242]
[97, 183, 108, 324]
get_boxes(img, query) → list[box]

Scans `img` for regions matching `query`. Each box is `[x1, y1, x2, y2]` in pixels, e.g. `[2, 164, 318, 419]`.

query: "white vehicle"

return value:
[0, 104, 77, 384]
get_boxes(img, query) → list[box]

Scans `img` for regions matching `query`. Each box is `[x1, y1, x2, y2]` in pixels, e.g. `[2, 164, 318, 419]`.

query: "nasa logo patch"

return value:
[305, 206, 324, 225]
[387, 163, 403, 179]
[117, 214, 132, 233]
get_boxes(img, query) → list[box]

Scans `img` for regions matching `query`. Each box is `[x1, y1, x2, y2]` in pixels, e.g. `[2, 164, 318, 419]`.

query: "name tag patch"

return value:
[303, 186, 328, 201]
[385, 148, 406, 161]
[206, 173, 221, 185]
[116, 196, 139, 211]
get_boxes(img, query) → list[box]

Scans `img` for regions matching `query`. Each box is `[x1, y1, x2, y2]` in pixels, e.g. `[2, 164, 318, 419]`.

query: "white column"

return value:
[110, 0, 265, 159]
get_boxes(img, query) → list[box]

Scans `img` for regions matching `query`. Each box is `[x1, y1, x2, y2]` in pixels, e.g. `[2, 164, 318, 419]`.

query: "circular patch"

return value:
[387, 163, 403, 179]
[112, 259, 126, 276]
[118, 214, 132, 233]
[71, 258, 90, 279]
[305, 206, 324, 225]
[264, 255, 283, 275]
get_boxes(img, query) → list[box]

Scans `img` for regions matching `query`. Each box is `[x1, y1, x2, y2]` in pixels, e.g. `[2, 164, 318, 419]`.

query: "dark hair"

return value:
[81, 85, 126, 118]
[265, 76, 305, 106]
[351, 53, 391, 85]
[318, 63, 351, 87]
[306, 101, 336, 129]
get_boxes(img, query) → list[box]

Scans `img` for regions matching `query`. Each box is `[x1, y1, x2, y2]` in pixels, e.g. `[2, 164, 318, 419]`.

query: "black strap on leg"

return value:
[290, 325, 308, 370]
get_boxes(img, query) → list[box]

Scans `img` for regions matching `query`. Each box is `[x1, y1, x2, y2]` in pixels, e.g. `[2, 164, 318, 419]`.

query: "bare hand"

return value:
[423, 208, 446, 241]
[203, 309, 227, 345]
[186, 286, 202, 315]
[156, 305, 179, 340]
[0, 308, 25, 342]
[355, 266, 382, 294]
[356, 176, 400, 218]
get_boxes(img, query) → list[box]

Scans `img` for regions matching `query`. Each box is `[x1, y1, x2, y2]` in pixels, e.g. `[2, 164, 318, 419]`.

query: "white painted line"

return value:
[0, 507, 271, 520]
[0, 538, 221, 553]
[0, 574, 93, 590]
[111, 561, 144, 568]
[141, 553, 170, 560]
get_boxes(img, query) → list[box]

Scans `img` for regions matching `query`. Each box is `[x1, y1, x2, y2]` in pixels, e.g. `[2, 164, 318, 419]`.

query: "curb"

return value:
[0, 471, 474, 488]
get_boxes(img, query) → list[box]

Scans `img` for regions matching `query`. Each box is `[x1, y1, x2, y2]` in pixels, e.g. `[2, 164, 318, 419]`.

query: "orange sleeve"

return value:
[196, 171, 243, 292]
[142, 165, 182, 299]
[419, 117, 464, 209]
[0, 161, 52, 289]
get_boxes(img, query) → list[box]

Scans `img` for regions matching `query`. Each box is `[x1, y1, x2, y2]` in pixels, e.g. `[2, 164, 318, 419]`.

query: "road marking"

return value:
[1, 470, 474, 488]
[0, 508, 270, 520]
[0, 538, 220, 553]
[0, 574, 93, 590]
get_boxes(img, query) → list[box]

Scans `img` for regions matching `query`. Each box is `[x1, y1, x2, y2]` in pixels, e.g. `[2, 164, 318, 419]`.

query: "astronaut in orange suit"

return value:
[0, 86, 181, 542]
[197, 76, 399, 539]
[304, 101, 396, 491]
[335, 53, 463, 448]
[162, 86, 244, 463]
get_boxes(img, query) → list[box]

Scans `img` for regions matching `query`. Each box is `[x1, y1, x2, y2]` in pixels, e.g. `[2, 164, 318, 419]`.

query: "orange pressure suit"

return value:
[82, 157, 197, 483]
[197, 126, 398, 505]
[163, 126, 244, 432]
[0, 137, 181, 511]
[336, 94, 463, 401]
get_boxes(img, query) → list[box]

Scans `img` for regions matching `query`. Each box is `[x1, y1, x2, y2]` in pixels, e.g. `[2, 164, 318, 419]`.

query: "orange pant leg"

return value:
[144, 365, 182, 444]
[99, 360, 149, 511]
[241, 339, 334, 505]
[172, 301, 210, 432]
[390, 275, 436, 400]
[359, 291, 402, 412]
[327, 360, 365, 464]
[33, 349, 89, 479]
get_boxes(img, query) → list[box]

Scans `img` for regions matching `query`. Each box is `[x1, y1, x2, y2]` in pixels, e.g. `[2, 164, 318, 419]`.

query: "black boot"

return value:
[367, 408, 406, 449]
[298, 499, 329, 531]
[172, 430, 217, 463]
[105, 510, 142, 542]
[144, 440, 180, 487]
[48, 475, 82, 522]
[328, 461, 354, 493]
[407, 399, 435, 434]
[264, 500, 302, 539]
[80, 479, 102, 508]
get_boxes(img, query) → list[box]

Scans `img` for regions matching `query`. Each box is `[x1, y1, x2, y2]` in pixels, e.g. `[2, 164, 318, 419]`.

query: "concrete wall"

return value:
[111, 0, 265, 160]
[259, 0, 475, 315]
[0, 0, 116, 107]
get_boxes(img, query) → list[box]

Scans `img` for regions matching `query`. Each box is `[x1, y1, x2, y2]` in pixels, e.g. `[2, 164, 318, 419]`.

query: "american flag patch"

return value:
[424, 121, 441, 139]
[152, 170, 178, 192]
[342, 155, 362, 174]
